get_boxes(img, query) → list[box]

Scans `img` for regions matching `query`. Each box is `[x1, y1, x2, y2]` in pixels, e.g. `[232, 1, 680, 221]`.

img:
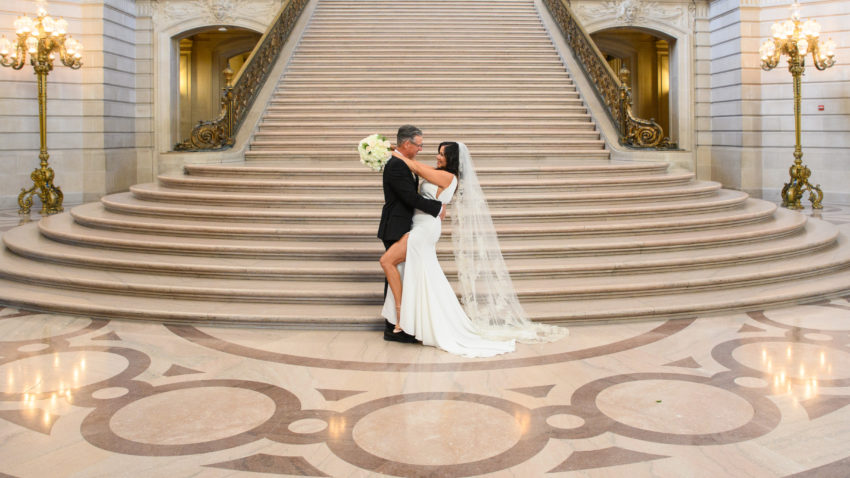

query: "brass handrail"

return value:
[175, 0, 310, 151]
[541, 0, 671, 149]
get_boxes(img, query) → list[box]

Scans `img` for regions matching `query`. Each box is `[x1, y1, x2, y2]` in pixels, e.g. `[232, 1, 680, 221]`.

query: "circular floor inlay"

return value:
[596, 380, 754, 435]
[547, 413, 585, 429]
[110, 386, 275, 445]
[92, 387, 129, 399]
[763, 306, 850, 331]
[733, 342, 850, 380]
[0, 351, 128, 394]
[353, 400, 522, 465]
[289, 418, 327, 434]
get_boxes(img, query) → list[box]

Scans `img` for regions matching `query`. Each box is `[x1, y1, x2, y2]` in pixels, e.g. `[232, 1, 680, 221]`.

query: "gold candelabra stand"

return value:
[759, 2, 836, 210]
[0, 5, 83, 216]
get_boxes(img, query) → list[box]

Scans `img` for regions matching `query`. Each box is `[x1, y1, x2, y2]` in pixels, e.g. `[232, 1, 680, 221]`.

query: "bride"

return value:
[380, 142, 566, 357]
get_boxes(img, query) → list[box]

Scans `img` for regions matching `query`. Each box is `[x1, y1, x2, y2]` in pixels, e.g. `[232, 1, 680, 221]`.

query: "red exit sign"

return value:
[818, 105, 825, 111]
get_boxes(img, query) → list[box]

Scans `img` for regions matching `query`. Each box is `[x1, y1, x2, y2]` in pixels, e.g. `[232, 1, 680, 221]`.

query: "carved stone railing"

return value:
[541, 0, 671, 149]
[175, 0, 310, 151]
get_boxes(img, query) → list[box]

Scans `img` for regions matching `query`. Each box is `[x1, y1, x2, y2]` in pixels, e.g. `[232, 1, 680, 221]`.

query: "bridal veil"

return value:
[451, 143, 568, 343]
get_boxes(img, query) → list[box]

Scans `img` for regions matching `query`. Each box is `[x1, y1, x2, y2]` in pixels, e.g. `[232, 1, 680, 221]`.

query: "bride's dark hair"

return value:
[437, 141, 461, 178]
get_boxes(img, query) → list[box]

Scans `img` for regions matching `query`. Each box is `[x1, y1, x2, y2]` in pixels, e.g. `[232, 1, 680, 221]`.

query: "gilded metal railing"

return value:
[175, 0, 310, 151]
[541, 0, 671, 149]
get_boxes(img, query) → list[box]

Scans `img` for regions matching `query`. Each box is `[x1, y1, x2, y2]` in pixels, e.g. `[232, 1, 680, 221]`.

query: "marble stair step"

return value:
[264, 98, 585, 107]
[100, 189, 752, 224]
[288, 57, 562, 65]
[155, 171, 691, 193]
[272, 88, 577, 97]
[261, 104, 588, 113]
[1, 230, 847, 303]
[183, 161, 669, 178]
[251, 131, 601, 144]
[278, 78, 575, 87]
[288, 52, 560, 60]
[3, 257, 850, 326]
[256, 122, 596, 133]
[127, 181, 719, 207]
[293, 45, 557, 52]
[298, 39, 553, 47]
[71, 196, 770, 240]
[36, 208, 806, 258]
[4, 217, 836, 281]
[311, 12, 540, 17]
[255, 112, 591, 122]
[309, 16, 540, 23]
[244, 150, 609, 160]
[267, 94, 583, 103]
[285, 66, 567, 74]
[308, 17, 543, 24]
[299, 32, 549, 39]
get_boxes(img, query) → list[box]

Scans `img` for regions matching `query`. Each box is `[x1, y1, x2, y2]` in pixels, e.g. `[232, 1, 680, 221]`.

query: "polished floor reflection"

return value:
[1, 205, 849, 477]
[1, 301, 850, 477]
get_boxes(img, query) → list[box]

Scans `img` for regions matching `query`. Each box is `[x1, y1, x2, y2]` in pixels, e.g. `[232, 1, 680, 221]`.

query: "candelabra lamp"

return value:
[759, 2, 836, 210]
[0, 6, 83, 216]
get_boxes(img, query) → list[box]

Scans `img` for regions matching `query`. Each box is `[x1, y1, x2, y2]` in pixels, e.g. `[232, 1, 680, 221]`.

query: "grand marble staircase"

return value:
[1, 0, 849, 326]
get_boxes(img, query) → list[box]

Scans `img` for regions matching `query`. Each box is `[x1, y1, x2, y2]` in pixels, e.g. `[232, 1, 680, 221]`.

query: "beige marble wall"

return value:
[695, 3, 713, 180]
[81, 0, 140, 202]
[135, 2, 155, 186]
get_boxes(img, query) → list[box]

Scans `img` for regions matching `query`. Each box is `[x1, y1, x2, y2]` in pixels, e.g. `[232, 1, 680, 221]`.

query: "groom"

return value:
[377, 124, 445, 343]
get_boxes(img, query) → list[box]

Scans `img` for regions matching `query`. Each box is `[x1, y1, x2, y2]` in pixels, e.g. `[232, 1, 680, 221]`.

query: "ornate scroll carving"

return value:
[542, 0, 672, 149]
[175, 0, 308, 151]
[574, 0, 686, 30]
[152, 0, 280, 26]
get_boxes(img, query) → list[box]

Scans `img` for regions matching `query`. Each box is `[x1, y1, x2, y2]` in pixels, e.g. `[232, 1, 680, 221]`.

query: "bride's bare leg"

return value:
[380, 233, 409, 333]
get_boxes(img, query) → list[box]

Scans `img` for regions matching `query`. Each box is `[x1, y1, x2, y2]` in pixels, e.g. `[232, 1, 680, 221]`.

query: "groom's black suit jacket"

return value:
[377, 156, 443, 244]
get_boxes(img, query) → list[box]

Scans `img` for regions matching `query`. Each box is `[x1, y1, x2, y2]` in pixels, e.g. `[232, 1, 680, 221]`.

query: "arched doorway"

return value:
[591, 28, 674, 142]
[175, 27, 261, 141]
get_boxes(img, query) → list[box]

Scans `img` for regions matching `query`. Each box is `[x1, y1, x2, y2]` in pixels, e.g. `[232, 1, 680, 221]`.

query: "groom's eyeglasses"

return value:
[409, 141, 424, 149]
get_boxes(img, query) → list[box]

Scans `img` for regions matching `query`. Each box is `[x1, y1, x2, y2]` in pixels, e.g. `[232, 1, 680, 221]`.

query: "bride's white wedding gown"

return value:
[381, 177, 516, 357]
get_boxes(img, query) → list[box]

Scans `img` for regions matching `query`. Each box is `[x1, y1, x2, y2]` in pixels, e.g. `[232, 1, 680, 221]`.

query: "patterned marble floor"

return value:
[1, 204, 849, 477]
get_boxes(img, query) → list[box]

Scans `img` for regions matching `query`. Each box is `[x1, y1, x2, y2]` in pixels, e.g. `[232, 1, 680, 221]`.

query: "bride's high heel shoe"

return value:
[393, 305, 403, 333]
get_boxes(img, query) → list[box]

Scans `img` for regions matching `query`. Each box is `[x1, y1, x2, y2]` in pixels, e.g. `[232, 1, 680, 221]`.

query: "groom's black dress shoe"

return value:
[383, 320, 418, 343]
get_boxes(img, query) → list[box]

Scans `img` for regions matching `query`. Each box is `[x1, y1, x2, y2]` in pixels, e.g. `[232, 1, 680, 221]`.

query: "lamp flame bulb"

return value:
[783, 20, 795, 39]
[824, 39, 836, 57]
[43, 16, 55, 33]
[26, 36, 38, 54]
[0, 35, 11, 56]
[15, 15, 35, 34]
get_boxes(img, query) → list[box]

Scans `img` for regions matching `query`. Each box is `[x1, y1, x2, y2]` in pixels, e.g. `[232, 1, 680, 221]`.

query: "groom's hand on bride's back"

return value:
[439, 205, 447, 221]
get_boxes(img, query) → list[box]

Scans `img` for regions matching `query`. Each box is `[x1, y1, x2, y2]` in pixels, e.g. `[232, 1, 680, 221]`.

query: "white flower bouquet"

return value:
[358, 133, 393, 171]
